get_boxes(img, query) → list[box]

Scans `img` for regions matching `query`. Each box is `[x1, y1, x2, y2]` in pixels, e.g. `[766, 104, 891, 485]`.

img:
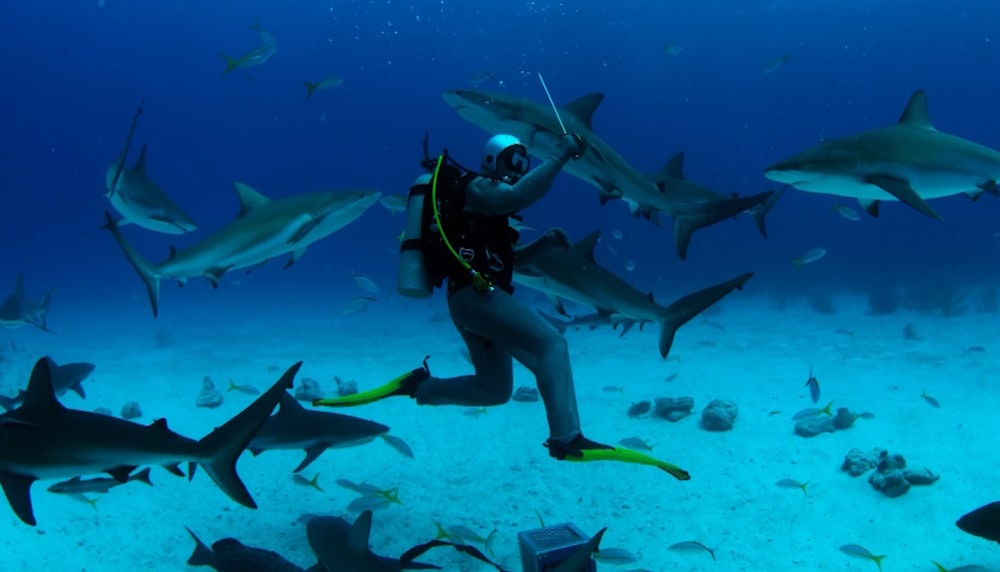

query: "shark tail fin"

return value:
[658, 272, 754, 359]
[750, 188, 785, 239]
[217, 53, 240, 76]
[194, 363, 300, 509]
[36, 289, 56, 333]
[671, 191, 773, 260]
[302, 80, 318, 100]
[101, 212, 161, 318]
[185, 527, 215, 566]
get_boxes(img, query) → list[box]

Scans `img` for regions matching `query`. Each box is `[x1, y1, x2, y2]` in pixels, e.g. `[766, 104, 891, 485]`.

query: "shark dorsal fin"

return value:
[135, 144, 150, 174]
[561, 94, 604, 130]
[897, 89, 935, 130]
[21, 357, 66, 416]
[233, 182, 271, 218]
[350, 510, 374, 553]
[663, 152, 685, 179]
[277, 392, 304, 415]
[571, 231, 602, 263]
[150, 418, 170, 431]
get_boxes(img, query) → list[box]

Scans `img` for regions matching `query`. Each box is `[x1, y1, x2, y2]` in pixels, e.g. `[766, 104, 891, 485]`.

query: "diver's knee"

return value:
[543, 330, 569, 356]
[481, 385, 513, 406]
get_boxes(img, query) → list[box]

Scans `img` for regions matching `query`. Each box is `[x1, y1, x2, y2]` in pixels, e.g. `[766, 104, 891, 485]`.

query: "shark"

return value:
[306, 511, 440, 571]
[764, 89, 1000, 220]
[186, 527, 309, 572]
[106, 143, 198, 234]
[0, 356, 300, 525]
[102, 182, 380, 317]
[647, 152, 786, 238]
[219, 20, 278, 76]
[248, 393, 390, 473]
[0, 358, 94, 411]
[442, 88, 772, 260]
[514, 228, 753, 359]
[0, 273, 55, 332]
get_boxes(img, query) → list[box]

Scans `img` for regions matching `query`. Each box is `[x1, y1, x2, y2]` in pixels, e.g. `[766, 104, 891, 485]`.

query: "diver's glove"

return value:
[558, 132, 587, 160]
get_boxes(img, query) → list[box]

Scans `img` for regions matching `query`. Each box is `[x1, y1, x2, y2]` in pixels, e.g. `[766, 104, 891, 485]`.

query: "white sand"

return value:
[0, 292, 997, 571]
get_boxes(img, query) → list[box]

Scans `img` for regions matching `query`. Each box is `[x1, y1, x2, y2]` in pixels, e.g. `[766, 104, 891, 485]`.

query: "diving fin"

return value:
[313, 357, 431, 408]
[548, 435, 690, 480]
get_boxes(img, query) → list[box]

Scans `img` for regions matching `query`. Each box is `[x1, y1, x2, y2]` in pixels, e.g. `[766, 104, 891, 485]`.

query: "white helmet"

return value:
[481, 134, 529, 182]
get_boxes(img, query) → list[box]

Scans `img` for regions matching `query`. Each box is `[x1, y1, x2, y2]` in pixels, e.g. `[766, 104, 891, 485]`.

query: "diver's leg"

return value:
[414, 329, 514, 406]
[447, 287, 582, 441]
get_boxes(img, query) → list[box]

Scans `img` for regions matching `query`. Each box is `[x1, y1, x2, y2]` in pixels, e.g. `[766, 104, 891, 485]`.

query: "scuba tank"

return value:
[396, 172, 434, 298]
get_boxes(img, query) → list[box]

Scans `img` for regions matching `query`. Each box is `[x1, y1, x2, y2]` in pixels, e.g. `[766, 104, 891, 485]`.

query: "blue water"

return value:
[2, 0, 999, 569]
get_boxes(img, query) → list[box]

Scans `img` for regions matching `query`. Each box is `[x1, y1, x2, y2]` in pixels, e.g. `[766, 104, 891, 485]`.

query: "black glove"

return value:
[558, 132, 587, 160]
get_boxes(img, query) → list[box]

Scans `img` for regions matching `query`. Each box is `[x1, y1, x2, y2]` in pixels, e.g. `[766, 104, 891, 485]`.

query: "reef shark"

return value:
[514, 228, 753, 358]
[0, 273, 55, 332]
[0, 358, 94, 411]
[306, 511, 440, 571]
[106, 143, 198, 234]
[102, 183, 380, 317]
[647, 152, 786, 238]
[219, 20, 278, 76]
[442, 88, 772, 259]
[248, 393, 390, 473]
[764, 89, 1000, 220]
[0, 357, 300, 525]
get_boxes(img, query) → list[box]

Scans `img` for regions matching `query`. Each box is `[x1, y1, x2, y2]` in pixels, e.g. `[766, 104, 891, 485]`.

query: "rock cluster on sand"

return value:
[795, 407, 856, 437]
[701, 399, 738, 431]
[196, 376, 223, 409]
[653, 396, 694, 422]
[841, 448, 940, 497]
[295, 377, 324, 402]
[512, 386, 539, 402]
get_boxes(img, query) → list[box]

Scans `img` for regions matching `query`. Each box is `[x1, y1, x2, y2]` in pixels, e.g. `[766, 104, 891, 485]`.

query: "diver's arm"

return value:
[464, 136, 583, 216]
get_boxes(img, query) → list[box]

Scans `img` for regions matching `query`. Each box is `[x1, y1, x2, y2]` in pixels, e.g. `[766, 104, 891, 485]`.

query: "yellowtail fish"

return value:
[805, 367, 820, 403]
[792, 247, 827, 270]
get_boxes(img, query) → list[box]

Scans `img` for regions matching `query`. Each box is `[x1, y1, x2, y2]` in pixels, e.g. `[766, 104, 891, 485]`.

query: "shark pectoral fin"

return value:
[965, 189, 984, 201]
[284, 246, 308, 269]
[751, 187, 785, 239]
[108, 465, 138, 483]
[248, 447, 265, 457]
[163, 463, 185, 477]
[289, 218, 322, 245]
[70, 383, 86, 400]
[979, 180, 999, 196]
[293, 444, 329, 473]
[546, 294, 569, 317]
[858, 198, 880, 217]
[0, 472, 37, 525]
[185, 527, 215, 566]
[866, 175, 942, 220]
[205, 268, 228, 289]
[659, 272, 754, 358]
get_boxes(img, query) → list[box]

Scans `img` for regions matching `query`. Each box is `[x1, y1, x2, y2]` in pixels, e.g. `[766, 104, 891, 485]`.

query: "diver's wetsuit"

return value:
[413, 139, 583, 443]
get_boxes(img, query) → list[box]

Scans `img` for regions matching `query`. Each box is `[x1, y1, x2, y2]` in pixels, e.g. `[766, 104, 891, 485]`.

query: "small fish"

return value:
[534, 509, 545, 528]
[703, 318, 726, 331]
[805, 367, 820, 404]
[343, 296, 377, 314]
[292, 473, 323, 492]
[932, 561, 990, 572]
[302, 76, 344, 99]
[379, 195, 407, 214]
[921, 390, 941, 408]
[602, 385, 625, 393]
[227, 378, 261, 395]
[66, 493, 100, 510]
[346, 495, 393, 512]
[857, 411, 875, 419]
[48, 467, 153, 495]
[962, 345, 986, 354]
[832, 205, 861, 221]
[623, 259, 636, 272]
[594, 547, 639, 565]
[469, 71, 497, 85]
[762, 54, 791, 74]
[792, 401, 833, 420]
[833, 328, 854, 337]
[351, 272, 380, 294]
[768, 410, 782, 416]
[668, 541, 715, 561]
[839, 544, 886, 571]
[664, 373, 679, 382]
[463, 407, 488, 417]
[697, 339, 717, 348]
[775, 478, 809, 495]
[792, 247, 827, 270]
[618, 437, 655, 452]
[335, 479, 381, 495]
[611, 229, 624, 239]
[380, 434, 414, 458]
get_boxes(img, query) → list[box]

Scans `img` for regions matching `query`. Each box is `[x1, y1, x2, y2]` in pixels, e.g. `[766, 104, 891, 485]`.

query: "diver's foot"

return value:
[544, 433, 614, 460]
[313, 356, 431, 407]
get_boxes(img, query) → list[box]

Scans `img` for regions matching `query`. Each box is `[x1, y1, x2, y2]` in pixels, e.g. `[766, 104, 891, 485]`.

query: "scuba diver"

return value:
[314, 132, 690, 479]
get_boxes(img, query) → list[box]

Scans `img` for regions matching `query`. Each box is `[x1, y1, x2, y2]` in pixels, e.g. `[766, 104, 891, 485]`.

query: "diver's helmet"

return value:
[481, 134, 530, 183]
